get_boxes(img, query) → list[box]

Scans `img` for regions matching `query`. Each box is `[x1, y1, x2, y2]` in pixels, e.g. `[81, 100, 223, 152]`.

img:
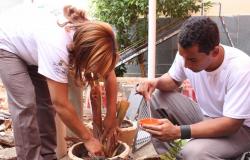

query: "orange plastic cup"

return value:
[139, 118, 160, 126]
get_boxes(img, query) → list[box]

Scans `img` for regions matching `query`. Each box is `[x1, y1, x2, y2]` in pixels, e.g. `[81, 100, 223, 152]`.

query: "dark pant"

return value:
[150, 90, 250, 160]
[0, 49, 57, 160]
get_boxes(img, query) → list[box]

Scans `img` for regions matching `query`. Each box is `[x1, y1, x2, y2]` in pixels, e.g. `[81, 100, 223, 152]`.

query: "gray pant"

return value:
[0, 49, 57, 160]
[150, 90, 250, 160]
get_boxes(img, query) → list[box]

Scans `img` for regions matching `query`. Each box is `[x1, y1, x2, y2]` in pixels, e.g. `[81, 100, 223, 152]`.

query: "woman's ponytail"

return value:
[63, 5, 88, 23]
[58, 5, 88, 29]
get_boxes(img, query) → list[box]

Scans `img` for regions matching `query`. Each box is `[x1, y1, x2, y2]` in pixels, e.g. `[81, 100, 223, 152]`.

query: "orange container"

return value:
[139, 118, 160, 125]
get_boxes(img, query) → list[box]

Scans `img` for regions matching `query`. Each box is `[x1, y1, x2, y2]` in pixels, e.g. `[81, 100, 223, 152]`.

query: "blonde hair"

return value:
[60, 5, 118, 85]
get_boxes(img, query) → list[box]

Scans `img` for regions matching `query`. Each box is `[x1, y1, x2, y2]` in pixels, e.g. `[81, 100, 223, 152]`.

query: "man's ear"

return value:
[211, 46, 220, 57]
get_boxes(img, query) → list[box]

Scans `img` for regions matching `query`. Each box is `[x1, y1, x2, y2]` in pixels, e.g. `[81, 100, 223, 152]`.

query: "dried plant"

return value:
[86, 72, 129, 158]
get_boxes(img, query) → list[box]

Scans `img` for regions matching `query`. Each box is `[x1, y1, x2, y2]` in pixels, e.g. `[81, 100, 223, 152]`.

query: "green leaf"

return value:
[91, 0, 211, 76]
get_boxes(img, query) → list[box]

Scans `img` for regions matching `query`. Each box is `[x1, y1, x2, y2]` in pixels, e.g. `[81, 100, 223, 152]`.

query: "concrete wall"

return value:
[124, 16, 250, 77]
[124, 1, 250, 77]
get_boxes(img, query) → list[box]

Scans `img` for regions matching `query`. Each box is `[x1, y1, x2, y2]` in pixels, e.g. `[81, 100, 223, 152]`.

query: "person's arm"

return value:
[136, 73, 181, 100]
[155, 73, 181, 91]
[142, 117, 244, 141]
[102, 70, 118, 139]
[46, 78, 103, 155]
[104, 70, 117, 120]
[190, 117, 244, 138]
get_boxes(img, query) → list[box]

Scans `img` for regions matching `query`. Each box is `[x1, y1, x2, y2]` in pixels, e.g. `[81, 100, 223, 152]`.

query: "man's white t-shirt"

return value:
[169, 45, 250, 127]
[0, 5, 72, 83]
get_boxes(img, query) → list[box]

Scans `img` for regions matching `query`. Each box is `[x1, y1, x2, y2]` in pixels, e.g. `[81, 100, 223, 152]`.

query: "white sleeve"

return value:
[168, 52, 187, 82]
[37, 40, 69, 83]
[223, 69, 250, 119]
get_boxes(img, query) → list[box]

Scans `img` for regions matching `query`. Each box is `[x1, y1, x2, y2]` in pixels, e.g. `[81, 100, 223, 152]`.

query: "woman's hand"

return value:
[84, 136, 104, 156]
[101, 115, 118, 142]
[141, 119, 180, 141]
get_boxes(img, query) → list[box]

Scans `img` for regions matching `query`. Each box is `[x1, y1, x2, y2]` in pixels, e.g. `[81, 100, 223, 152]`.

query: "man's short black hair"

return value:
[178, 17, 220, 55]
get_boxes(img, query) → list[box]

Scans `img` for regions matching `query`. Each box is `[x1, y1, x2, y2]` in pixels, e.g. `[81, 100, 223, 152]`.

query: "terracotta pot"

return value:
[117, 119, 137, 147]
[137, 155, 161, 160]
[68, 141, 130, 160]
[84, 119, 137, 147]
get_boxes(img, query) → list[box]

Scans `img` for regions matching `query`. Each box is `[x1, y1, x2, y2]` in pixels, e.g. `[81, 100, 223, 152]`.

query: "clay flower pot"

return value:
[84, 119, 137, 147]
[139, 118, 160, 126]
[117, 119, 137, 147]
[68, 141, 130, 160]
[137, 155, 161, 160]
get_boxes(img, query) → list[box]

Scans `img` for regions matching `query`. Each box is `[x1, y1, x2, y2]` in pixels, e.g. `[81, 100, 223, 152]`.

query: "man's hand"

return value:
[136, 79, 157, 100]
[141, 119, 180, 141]
[84, 136, 104, 156]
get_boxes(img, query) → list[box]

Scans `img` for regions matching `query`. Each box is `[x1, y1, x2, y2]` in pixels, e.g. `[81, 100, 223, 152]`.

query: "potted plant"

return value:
[68, 141, 130, 160]
[68, 73, 132, 159]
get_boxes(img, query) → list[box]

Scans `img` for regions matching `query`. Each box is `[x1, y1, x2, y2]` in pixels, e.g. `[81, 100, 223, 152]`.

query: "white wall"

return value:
[198, 0, 250, 16]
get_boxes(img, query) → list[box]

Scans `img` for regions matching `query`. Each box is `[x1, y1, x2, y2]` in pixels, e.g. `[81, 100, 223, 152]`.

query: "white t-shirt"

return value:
[169, 45, 250, 127]
[0, 5, 72, 83]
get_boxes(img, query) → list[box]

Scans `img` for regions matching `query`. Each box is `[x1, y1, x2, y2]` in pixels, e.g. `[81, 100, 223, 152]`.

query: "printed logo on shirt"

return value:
[53, 60, 68, 76]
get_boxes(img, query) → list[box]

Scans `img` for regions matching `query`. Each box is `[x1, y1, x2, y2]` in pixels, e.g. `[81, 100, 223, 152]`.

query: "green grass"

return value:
[160, 140, 187, 160]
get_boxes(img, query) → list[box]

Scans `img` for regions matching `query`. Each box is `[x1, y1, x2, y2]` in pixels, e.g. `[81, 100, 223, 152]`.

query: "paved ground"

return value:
[129, 142, 158, 159]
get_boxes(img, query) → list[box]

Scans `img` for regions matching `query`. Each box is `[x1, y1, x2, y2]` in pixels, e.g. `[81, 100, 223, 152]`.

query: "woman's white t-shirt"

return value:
[169, 45, 250, 127]
[0, 5, 72, 83]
